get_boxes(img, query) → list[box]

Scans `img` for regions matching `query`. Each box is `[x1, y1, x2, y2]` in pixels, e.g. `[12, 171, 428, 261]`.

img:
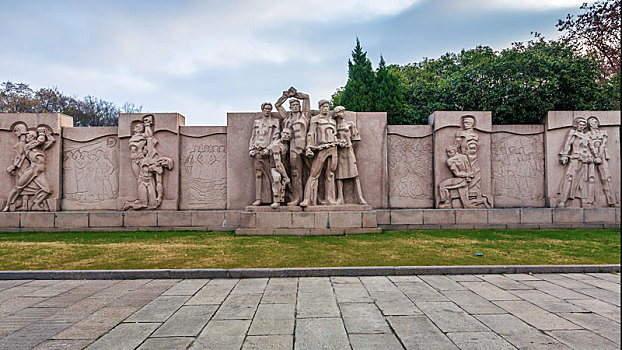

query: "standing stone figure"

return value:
[268, 128, 292, 208]
[556, 117, 594, 207]
[300, 99, 338, 207]
[587, 116, 619, 207]
[438, 145, 473, 208]
[334, 106, 367, 205]
[122, 115, 174, 210]
[249, 102, 280, 206]
[275, 87, 310, 206]
[3, 124, 55, 211]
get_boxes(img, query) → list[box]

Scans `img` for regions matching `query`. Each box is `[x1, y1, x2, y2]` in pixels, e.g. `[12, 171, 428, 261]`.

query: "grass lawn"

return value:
[0, 229, 619, 270]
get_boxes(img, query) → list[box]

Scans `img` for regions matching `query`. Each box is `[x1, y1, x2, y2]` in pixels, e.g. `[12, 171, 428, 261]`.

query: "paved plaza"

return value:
[0, 273, 619, 349]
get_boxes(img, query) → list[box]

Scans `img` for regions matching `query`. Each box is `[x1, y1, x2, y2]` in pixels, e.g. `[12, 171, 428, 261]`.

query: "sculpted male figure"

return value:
[300, 99, 338, 207]
[275, 87, 311, 206]
[249, 102, 280, 206]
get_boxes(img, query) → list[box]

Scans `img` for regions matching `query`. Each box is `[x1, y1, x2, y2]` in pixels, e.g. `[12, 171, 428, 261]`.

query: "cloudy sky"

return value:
[0, 0, 593, 125]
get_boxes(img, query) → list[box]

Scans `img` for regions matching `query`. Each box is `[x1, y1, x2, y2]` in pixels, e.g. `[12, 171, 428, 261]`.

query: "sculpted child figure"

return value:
[268, 128, 292, 209]
[275, 87, 310, 206]
[300, 99, 338, 207]
[249, 102, 280, 206]
[334, 106, 366, 205]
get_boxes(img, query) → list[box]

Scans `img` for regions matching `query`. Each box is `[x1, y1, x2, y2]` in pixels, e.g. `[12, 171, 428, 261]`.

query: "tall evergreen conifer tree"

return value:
[340, 38, 377, 111]
[375, 56, 407, 124]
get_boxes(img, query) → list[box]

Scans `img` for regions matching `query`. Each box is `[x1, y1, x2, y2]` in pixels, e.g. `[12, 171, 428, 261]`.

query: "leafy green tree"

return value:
[339, 38, 377, 112]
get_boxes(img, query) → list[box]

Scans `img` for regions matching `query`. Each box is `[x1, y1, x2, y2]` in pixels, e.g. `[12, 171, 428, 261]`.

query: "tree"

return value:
[375, 56, 407, 124]
[1, 81, 142, 126]
[557, 0, 621, 77]
[389, 36, 618, 125]
[339, 38, 377, 112]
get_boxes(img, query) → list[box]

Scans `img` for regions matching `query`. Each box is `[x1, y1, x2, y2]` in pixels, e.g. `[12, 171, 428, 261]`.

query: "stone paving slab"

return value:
[0, 272, 618, 349]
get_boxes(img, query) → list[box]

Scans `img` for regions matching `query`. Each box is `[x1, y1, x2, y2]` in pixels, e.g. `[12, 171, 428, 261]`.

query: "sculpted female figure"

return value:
[3, 126, 55, 211]
[587, 116, 619, 207]
[334, 106, 367, 205]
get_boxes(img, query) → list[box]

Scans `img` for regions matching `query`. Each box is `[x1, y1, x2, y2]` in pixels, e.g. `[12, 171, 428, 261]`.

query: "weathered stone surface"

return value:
[494, 300, 582, 330]
[191, 211, 226, 227]
[387, 315, 458, 349]
[151, 305, 217, 337]
[521, 208, 553, 224]
[447, 331, 516, 350]
[492, 124, 545, 207]
[21, 213, 55, 228]
[86, 323, 159, 350]
[423, 209, 455, 224]
[328, 211, 362, 228]
[294, 318, 350, 350]
[455, 209, 487, 224]
[387, 125, 433, 208]
[54, 212, 88, 229]
[180, 126, 226, 210]
[488, 209, 520, 224]
[545, 111, 620, 208]
[584, 208, 617, 222]
[0, 213, 20, 228]
[123, 211, 157, 227]
[62, 127, 119, 210]
[255, 212, 292, 228]
[553, 208, 583, 223]
[157, 211, 191, 227]
[190, 319, 250, 350]
[88, 212, 123, 227]
[390, 209, 423, 225]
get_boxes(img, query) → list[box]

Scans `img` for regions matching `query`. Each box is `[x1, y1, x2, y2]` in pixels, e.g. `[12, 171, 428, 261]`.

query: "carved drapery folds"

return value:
[122, 115, 174, 210]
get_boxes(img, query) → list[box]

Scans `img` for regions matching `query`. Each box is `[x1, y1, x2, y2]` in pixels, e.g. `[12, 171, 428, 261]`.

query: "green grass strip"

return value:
[0, 229, 619, 270]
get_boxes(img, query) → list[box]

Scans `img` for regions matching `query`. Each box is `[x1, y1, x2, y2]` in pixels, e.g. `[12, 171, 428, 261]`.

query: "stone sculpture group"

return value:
[249, 87, 366, 209]
[3, 123, 55, 212]
[557, 116, 618, 208]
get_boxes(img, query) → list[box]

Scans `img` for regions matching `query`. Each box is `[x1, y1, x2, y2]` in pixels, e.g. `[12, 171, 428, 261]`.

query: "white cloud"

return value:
[470, 0, 596, 10]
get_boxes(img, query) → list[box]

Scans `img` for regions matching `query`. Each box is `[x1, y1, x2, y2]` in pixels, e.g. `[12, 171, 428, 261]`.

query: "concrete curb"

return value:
[0, 264, 618, 280]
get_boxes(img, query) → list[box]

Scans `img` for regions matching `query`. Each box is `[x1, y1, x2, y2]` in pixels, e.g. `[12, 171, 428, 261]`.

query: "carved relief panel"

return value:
[62, 127, 119, 210]
[0, 113, 72, 212]
[180, 126, 227, 209]
[431, 111, 493, 209]
[545, 111, 620, 208]
[117, 113, 184, 210]
[491, 125, 545, 207]
[387, 125, 433, 208]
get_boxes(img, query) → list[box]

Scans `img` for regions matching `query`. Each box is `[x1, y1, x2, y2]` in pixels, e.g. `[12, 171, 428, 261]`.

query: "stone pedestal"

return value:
[545, 111, 620, 208]
[431, 111, 493, 209]
[117, 113, 184, 210]
[0, 113, 73, 212]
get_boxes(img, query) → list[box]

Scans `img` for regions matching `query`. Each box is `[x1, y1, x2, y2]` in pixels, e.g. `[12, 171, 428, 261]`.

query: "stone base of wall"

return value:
[0, 208, 618, 232]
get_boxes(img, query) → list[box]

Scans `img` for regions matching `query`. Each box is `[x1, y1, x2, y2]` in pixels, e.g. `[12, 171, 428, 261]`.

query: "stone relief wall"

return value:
[387, 125, 433, 208]
[545, 111, 620, 208]
[62, 127, 119, 210]
[1, 109, 619, 212]
[491, 125, 545, 207]
[180, 126, 227, 210]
